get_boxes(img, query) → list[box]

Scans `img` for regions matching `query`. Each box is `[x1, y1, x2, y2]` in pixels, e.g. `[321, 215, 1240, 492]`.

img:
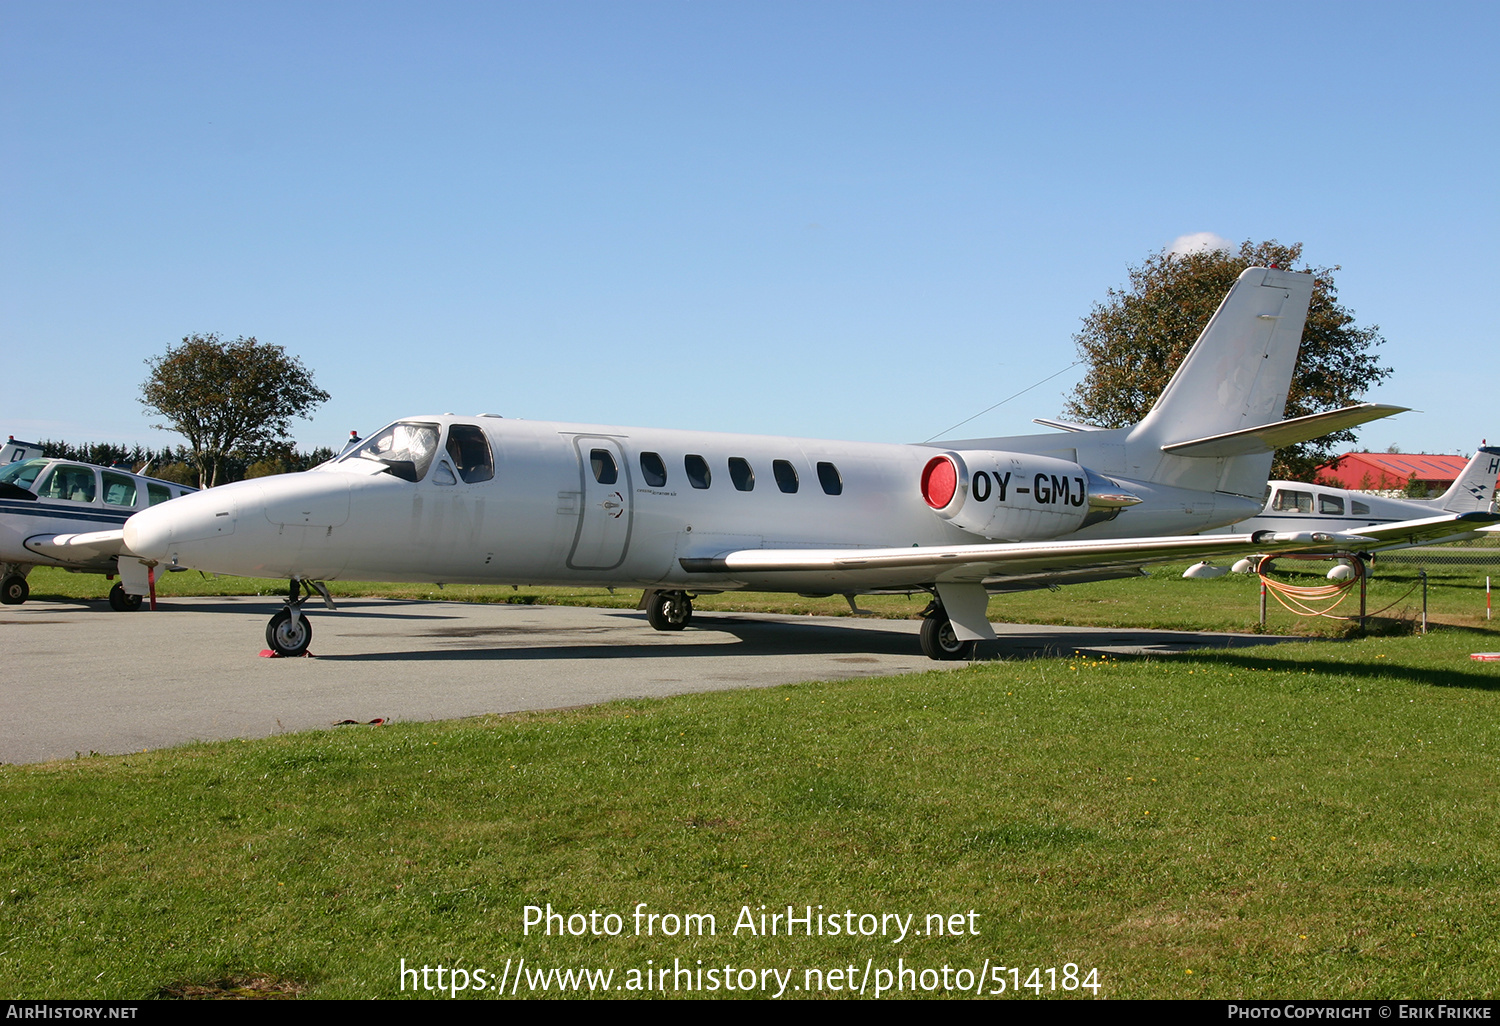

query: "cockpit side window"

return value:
[39, 464, 97, 503]
[343, 421, 441, 482]
[1271, 489, 1313, 513]
[445, 424, 495, 484]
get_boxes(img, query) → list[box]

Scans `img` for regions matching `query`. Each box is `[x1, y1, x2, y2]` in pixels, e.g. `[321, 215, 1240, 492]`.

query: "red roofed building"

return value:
[1315, 452, 1474, 496]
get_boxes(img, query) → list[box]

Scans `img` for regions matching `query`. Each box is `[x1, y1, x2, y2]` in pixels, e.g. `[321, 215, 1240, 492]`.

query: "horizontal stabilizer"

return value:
[1031, 418, 1106, 433]
[1160, 403, 1409, 458]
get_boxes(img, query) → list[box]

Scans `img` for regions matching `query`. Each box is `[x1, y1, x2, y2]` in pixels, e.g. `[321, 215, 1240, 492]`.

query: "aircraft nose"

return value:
[124, 488, 240, 563]
[123, 504, 173, 561]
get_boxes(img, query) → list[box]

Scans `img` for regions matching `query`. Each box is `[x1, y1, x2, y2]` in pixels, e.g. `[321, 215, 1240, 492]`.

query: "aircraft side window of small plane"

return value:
[817, 461, 843, 496]
[1351, 500, 1370, 516]
[102, 471, 138, 507]
[685, 455, 711, 489]
[1272, 489, 1312, 514]
[39, 464, 97, 503]
[773, 459, 799, 493]
[1319, 495, 1344, 515]
[432, 461, 457, 486]
[347, 421, 440, 482]
[445, 424, 494, 484]
[728, 457, 755, 492]
[639, 452, 667, 487]
[0, 458, 47, 491]
[590, 448, 619, 485]
[146, 483, 173, 505]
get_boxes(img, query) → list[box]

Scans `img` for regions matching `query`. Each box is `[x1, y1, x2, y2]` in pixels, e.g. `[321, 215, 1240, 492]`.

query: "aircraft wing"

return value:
[679, 530, 1371, 588]
[23, 528, 131, 565]
[1327, 511, 1500, 549]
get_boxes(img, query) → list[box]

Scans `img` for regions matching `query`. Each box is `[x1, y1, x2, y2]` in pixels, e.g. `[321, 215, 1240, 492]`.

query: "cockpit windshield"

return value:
[341, 421, 441, 482]
[0, 458, 48, 491]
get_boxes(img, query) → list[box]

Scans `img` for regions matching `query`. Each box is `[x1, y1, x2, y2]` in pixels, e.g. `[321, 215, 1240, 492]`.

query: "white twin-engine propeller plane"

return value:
[116, 267, 1446, 659]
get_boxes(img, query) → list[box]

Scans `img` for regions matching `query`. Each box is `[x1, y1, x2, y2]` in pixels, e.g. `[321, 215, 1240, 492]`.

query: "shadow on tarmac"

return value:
[307, 608, 1310, 663]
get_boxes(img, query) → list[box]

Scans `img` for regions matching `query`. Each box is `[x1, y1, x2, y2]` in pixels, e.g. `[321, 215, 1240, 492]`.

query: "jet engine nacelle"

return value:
[919, 449, 1140, 541]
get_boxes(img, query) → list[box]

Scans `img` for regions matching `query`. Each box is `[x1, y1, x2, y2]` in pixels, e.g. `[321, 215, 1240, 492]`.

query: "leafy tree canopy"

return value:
[1063, 240, 1392, 481]
[140, 334, 330, 488]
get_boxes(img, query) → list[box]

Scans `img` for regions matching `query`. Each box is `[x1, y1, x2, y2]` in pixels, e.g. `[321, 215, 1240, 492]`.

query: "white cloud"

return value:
[1166, 232, 1233, 257]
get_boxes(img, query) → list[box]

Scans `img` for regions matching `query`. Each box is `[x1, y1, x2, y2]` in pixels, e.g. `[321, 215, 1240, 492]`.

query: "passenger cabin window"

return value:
[817, 461, 843, 496]
[446, 424, 495, 483]
[147, 483, 173, 506]
[345, 421, 441, 482]
[728, 457, 755, 492]
[685, 455, 711, 489]
[1271, 489, 1312, 513]
[102, 471, 138, 507]
[640, 452, 667, 487]
[40, 465, 97, 503]
[1351, 500, 1370, 516]
[590, 448, 619, 484]
[772, 459, 798, 493]
[1319, 495, 1344, 515]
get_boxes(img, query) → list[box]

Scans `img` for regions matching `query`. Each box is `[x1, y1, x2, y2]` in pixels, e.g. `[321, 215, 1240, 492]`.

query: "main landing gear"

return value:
[265, 579, 335, 657]
[1, 572, 29, 605]
[645, 590, 693, 631]
[920, 599, 975, 661]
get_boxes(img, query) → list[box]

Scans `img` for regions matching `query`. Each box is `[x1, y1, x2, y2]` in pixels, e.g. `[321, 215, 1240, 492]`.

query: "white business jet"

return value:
[117, 267, 1453, 659]
[0, 454, 196, 608]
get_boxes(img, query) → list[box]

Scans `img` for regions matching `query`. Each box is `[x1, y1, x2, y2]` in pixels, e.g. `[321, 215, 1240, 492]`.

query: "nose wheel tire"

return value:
[920, 611, 975, 661]
[108, 583, 142, 611]
[266, 608, 314, 657]
[646, 590, 693, 631]
[1, 574, 28, 605]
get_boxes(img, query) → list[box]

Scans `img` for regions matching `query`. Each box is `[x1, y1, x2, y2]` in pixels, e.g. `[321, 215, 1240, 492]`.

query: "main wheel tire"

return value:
[646, 590, 692, 631]
[920, 612, 975, 661]
[266, 608, 313, 657]
[0, 574, 28, 605]
[108, 583, 143, 612]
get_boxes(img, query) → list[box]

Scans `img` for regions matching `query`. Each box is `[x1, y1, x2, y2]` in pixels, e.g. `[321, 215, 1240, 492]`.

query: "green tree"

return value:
[1063, 240, 1392, 481]
[140, 334, 330, 488]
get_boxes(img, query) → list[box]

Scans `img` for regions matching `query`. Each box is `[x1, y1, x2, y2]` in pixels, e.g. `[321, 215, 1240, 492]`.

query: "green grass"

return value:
[4, 622, 1500, 999]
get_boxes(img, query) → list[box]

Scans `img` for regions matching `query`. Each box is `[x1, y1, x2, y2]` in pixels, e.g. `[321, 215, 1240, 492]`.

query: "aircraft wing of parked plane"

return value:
[122, 266, 1416, 659]
[1194, 447, 1500, 572]
[1263, 510, 1499, 554]
[0, 455, 195, 608]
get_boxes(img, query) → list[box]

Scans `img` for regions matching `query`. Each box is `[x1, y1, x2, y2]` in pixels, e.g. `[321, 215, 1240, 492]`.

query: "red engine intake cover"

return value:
[921, 455, 958, 509]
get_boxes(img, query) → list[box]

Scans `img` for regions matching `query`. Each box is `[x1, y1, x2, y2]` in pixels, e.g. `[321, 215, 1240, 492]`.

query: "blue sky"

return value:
[3, 2, 1496, 458]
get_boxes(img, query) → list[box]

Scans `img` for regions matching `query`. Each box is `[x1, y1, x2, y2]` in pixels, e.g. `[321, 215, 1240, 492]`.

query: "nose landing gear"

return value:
[644, 590, 693, 631]
[108, 583, 142, 612]
[264, 579, 335, 657]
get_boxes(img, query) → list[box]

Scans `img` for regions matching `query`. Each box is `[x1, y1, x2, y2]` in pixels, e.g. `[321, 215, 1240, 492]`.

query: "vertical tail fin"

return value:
[1426, 448, 1500, 513]
[1125, 266, 1315, 496]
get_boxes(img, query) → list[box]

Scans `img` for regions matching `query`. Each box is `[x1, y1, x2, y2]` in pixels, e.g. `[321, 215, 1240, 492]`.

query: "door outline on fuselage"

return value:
[566, 435, 634, 571]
